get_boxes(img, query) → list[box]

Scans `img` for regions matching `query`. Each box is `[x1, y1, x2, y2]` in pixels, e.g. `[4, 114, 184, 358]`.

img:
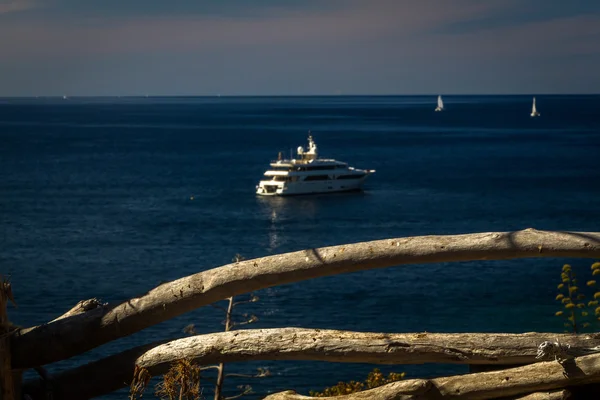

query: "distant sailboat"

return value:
[530, 97, 540, 117]
[435, 95, 444, 112]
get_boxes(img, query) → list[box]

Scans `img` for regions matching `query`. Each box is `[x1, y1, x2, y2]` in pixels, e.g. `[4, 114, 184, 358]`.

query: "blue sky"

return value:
[1, 0, 599, 96]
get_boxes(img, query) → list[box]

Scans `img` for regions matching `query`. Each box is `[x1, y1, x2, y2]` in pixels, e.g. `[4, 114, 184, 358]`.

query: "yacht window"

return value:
[272, 176, 289, 182]
[337, 175, 362, 180]
[305, 165, 336, 171]
[304, 175, 330, 181]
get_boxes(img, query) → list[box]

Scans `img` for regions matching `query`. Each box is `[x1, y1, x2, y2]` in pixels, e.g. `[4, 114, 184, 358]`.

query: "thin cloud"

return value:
[427, 14, 600, 60]
[0, 0, 35, 15]
[0, 0, 599, 95]
[0, 0, 523, 56]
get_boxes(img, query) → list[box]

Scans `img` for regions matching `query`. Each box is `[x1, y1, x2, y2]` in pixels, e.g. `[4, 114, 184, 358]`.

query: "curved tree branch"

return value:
[263, 351, 600, 399]
[263, 388, 572, 400]
[12, 229, 600, 368]
[135, 328, 600, 370]
[21, 329, 600, 400]
[514, 390, 572, 400]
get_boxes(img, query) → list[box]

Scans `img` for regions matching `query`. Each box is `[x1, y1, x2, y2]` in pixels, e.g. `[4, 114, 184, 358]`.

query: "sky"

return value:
[1, 0, 599, 96]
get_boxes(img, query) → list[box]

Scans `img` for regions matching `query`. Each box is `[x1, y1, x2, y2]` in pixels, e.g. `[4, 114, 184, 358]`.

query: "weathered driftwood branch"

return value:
[262, 390, 574, 400]
[21, 329, 600, 400]
[12, 229, 600, 368]
[263, 352, 600, 399]
[50, 298, 107, 323]
[509, 389, 571, 400]
[135, 328, 600, 369]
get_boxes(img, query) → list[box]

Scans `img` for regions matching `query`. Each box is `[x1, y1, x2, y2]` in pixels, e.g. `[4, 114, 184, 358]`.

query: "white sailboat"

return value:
[435, 95, 444, 112]
[530, 97, 540, 117]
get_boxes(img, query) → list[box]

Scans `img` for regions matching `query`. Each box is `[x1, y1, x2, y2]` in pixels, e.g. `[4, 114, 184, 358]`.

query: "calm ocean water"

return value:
[1, 95, 600, 398]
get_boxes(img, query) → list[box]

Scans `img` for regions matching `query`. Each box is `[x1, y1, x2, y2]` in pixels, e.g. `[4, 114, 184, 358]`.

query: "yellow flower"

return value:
[555, 311, 564, 316]
[594, 293, 600, 299]
[562, 298, 572, 304]
[569, 286, 578, 293]
[588, 281, 597, 287]
[594, 270, 600, 276]
[556, 294, 565, 301]
[582, 311, 589, 317]
[565, 303, 576, 309]
[595, 307, 600, 315]
[558, 283, 565, 289]
[577, 303, 586, 308]
[592, 262, 600, 270]
[563, 264, 572, 272]
[589, 301, 599, 307]
[583, 322, 591, 328]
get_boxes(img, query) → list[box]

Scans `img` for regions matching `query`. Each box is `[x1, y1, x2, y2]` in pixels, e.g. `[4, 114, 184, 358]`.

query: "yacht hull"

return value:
[256, 176, 370, 196]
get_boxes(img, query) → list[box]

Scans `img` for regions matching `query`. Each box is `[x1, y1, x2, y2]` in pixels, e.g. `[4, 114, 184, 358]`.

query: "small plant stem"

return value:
[214, 297, 234, 400]
[567, 269, 578, 333]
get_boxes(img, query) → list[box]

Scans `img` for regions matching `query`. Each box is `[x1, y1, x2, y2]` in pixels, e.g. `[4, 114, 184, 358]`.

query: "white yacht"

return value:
[256, 134, 375, 196]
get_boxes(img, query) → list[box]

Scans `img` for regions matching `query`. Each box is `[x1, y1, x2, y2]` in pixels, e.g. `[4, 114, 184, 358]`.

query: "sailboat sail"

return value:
[530, 97, 540, 117]
[435, 95, 444, 111]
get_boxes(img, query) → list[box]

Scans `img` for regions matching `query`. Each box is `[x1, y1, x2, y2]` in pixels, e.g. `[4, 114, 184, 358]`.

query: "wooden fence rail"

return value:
[7, 229, 600, 399]
[11, 229, 600, 369]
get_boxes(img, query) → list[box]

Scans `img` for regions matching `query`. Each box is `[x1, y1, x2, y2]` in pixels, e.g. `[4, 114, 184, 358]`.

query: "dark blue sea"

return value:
[1, 95, 600, 399]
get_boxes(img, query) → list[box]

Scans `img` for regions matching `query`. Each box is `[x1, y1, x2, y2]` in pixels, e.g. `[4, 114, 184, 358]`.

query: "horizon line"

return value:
[2, 93, 600, 99]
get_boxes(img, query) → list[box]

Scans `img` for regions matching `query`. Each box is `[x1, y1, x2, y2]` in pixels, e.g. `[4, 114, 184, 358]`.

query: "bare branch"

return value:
[264, 352, 600, 399]
[233, 315, 259, 327]
[262, 387, 573, 400]
[266, 379, 431, 400]
[22, 327, 596, 400]
[512, 389, 572, 400]
[224, 372, 269, 379]
[224, 373, 255, 379]
[200, 366, 220, 372]
[224, 385, 253, 400]
[233, 295, 259, 307]
[50, 298, 107, 323]
[12, 229, 600, 369]
[136, 328, 600, 370]
[210, 303, 229, 313]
